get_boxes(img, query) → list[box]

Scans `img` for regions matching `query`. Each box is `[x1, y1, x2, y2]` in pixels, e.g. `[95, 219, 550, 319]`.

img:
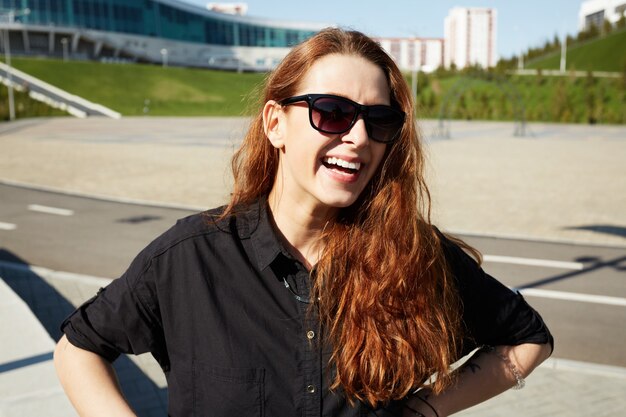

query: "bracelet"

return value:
[486, 346, 526, 390]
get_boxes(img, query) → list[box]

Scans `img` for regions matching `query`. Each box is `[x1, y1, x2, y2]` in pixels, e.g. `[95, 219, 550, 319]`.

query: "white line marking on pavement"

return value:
[515, 288, 626, 307]
[1, 179, 205, 212]
[484, 254, 584, 270]
[0, 221, 17, 230]
[27, 204, 74, 216]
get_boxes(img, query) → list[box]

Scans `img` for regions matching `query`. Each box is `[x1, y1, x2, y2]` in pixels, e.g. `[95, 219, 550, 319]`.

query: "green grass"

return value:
[5, 56, 626, 124]
[0, 85, 68, 120]
[412, 72, 626, 124]
[10, 58, 267, 116]
[527, 29, 626, 72]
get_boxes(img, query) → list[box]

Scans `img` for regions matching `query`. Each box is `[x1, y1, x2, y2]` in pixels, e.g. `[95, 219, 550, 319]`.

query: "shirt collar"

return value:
[239, 198, 291, 271]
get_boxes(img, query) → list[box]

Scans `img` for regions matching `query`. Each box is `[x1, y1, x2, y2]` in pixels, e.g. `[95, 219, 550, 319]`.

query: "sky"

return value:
[184, 0, 584, 59]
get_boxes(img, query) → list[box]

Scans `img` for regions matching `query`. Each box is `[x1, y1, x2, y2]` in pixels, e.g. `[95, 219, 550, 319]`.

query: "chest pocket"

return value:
[193, 363, 265, 417]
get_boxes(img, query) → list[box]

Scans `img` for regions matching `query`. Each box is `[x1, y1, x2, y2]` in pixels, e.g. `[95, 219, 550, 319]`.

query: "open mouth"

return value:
[322, 157, 361, 175]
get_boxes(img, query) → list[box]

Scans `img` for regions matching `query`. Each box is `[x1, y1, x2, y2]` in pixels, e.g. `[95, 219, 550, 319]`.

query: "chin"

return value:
[318, 192, 361, 209]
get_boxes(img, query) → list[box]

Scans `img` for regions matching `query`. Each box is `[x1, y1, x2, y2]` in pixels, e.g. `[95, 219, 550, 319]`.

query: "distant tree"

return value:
[494, 57, 514, 73]
[479, 91, 490, 119]
[617, 14, 626, 29]
[426, 91, 437, 116]
[620, 67, 626, 123]
[552, 79, 573, 122]
[434, 65, 454, 79]
[536, 68, 545, 86]
[418, 71, 430, 90]
[457, 92, 468, 119]
[431, 78, 442, 96]
[620, 61, 626, 118]
[602, 18, 613, 36]
[461, 63, 484, 76]
[577, 24, 600, 42]
[585, 71, 597, 124]
[498, 93, 509, 119]
[541, 38, 555, 54]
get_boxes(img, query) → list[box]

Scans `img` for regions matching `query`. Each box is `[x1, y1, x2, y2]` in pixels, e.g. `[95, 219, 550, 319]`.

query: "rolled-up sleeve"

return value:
[441, 235, 554, 356]
[60, 251, 164, 364]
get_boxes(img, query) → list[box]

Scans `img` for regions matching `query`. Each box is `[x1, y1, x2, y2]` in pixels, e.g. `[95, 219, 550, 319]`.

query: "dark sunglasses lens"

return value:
[311, 97, 356, 133]
[367, 106, 405, 143]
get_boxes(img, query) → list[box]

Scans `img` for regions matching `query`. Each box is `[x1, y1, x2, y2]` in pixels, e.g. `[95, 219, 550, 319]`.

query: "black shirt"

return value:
[61, 199, 553, 416]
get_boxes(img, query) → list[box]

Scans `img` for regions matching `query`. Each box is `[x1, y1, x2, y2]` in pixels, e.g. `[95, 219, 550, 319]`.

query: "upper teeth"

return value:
[324, 157, 361, 171]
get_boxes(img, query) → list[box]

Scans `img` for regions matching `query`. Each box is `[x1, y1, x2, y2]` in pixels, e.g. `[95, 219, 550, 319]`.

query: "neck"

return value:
[268, 189, 335, 270]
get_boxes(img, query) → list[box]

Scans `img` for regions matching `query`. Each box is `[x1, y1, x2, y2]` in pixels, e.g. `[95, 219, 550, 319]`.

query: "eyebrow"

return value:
[306, 92, 391, 106]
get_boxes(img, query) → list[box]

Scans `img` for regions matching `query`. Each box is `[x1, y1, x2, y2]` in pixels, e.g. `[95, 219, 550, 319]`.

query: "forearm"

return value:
[54, 335, 136, 417]
[405, 342, 552, 417]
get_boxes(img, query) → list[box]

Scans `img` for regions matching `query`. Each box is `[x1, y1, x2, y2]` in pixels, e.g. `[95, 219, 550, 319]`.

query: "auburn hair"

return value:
[225, 28, 472, 407]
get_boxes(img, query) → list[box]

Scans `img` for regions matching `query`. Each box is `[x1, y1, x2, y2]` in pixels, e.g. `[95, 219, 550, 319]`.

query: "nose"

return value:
[341, 116, 369, 147]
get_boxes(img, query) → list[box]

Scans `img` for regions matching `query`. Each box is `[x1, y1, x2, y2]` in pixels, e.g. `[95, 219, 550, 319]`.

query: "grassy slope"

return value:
[413, 73, 625, 124]
[11, 58, 266, 116]
[527, 29, 626, 72]
[7, 57, 625, 123]
[0, 86, 68, 120]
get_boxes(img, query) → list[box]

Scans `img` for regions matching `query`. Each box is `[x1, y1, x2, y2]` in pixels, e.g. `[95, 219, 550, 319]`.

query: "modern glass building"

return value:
[0, 0, 329, 70]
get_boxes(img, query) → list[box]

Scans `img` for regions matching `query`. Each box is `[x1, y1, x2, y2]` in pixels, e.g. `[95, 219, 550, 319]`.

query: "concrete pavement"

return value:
[0, 276, 74, 417]
[1, 117, 625, 245]
[0, 117, 625, 416]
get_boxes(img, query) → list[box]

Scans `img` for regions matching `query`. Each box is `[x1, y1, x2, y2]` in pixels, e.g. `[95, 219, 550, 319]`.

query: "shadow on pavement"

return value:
[0, 249, 167, 416]
[515, 254, 626, 290]
[565, 224, 626, 240]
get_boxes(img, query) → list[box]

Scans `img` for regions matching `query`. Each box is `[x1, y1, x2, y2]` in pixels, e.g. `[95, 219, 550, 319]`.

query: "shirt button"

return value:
[306, 330, 315, 340]
[306, 384, 316, 394]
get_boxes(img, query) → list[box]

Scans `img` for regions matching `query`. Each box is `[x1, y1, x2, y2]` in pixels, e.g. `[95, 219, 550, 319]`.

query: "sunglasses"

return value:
[280, 94, 406, 144]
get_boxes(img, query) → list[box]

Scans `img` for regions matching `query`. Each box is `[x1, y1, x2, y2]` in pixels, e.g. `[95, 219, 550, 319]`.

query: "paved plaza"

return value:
[0, 117, 625, 416]
[1, 117, 624, 246]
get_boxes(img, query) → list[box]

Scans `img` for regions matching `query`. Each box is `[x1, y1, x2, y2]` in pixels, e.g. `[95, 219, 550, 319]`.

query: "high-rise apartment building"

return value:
[376, 37, 444, 73]
[444, 7, 497, 69]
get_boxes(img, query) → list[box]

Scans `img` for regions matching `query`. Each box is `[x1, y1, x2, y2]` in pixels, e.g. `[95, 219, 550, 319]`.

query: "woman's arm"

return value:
[54, 335, 137, 417]
[404, 342, 552, 417]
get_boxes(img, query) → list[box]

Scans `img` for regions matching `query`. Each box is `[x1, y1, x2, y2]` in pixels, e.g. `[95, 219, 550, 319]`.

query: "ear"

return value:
[263, 100, 286, 149]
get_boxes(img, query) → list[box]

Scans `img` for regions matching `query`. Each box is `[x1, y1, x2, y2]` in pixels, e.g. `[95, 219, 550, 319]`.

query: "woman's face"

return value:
[266, 53, 390, 215]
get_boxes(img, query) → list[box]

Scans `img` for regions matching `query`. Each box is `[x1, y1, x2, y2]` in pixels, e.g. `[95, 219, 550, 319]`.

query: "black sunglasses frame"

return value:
[279, 94, 406, 144]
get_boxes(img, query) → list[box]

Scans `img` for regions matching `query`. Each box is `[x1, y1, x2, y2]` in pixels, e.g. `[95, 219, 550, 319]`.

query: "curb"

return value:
[0, 178, 205, 213]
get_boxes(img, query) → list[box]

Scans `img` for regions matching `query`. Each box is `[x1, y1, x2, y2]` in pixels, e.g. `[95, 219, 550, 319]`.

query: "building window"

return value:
[585, 10, 605, 29]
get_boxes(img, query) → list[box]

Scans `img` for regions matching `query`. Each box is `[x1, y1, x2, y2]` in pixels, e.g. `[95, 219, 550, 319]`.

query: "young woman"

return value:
[54, 28, 553, 417]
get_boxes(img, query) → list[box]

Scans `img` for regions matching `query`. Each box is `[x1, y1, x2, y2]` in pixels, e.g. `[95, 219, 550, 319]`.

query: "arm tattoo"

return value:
[463, 361, 482, 374]
[460, 349, 485, 374]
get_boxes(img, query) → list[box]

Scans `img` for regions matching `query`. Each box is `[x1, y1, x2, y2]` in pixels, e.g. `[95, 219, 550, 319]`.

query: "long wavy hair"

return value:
[225, 28, 471, 407]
